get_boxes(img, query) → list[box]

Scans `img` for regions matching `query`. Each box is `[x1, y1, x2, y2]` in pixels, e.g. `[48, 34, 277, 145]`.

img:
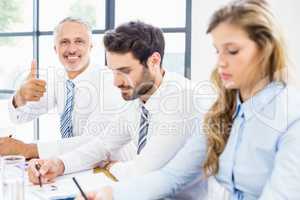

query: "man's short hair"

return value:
[103, 21, 165, 67]
[53, 17, 93, 42]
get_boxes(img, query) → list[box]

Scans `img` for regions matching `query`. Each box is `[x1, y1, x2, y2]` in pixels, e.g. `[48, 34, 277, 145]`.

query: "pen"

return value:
[72, 177, 88, 200]
[35, 162, 42, 187]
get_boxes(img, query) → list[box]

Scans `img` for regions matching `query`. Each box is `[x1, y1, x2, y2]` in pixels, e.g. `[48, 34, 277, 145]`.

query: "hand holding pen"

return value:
[27, 158, 65, 185]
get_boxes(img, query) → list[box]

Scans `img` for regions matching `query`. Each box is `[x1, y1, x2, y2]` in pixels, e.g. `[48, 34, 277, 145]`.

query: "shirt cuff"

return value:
[58, 153, 75, 174]
[8, 96, 23, 123]
[37, 141, 61, 159]
[110, 161, 135, 180]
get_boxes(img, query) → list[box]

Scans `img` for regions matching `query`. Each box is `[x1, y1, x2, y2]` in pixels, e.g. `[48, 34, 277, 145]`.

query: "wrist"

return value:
[23, 143, 38, 159]
[13, 90, 26, 108]
[104, 161, 114, 171]
[104, 161, 119, 174]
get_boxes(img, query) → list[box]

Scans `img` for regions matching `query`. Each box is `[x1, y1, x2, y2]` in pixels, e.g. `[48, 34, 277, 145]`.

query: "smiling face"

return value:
[54, 21, 92, 78]
[211, 22, 260, 92]
[106, 52, 157, 101]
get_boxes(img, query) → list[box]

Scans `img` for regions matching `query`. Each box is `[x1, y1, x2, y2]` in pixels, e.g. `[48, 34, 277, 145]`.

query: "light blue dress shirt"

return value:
[112, 82, 300, 200]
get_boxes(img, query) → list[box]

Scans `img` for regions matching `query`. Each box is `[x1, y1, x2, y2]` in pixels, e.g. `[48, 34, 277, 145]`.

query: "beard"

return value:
[120, 67, 155, 101]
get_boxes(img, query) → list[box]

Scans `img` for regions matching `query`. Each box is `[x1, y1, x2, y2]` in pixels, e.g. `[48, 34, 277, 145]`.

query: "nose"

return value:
[67, 42, 77, 54]
[217, 53, 227, 68]
[113, 71, 124, 88]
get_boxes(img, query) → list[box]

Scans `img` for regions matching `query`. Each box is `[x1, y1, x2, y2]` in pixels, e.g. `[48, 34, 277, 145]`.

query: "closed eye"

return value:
[228, 49, 239, 55]
[119, 69, 131, 74]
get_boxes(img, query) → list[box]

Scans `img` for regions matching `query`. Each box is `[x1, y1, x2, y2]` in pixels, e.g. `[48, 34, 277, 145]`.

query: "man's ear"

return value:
[54, 45, 57, 54]
[147, 52, 161, 68]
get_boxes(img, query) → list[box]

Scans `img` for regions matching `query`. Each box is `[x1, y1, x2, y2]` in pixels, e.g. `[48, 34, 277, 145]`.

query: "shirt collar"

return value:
[65, 64, 95, 84]
[235, 81, 285, 120]
[232, 94, 243, 120]
[137, 69, 170, 113]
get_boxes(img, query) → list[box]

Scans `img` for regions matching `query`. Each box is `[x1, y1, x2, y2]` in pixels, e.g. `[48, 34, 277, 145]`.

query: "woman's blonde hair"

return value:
[203, 0, 288, 177]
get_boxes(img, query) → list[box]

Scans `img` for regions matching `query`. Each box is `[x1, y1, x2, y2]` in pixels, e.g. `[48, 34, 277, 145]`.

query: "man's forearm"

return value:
[23, 143, 39, 159]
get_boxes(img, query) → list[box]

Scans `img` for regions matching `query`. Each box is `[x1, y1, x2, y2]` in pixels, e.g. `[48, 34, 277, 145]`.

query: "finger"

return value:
[33, 85, 46, 93]
[31, 90, 44, 98]
[41, 176, 52, 184]
[87, 192, 97, 200]
[28, 170, 40, 184]
[33, 79, 46, 88]
[24, 93, 41, 102]
[29, 159, 45, 176]
[42, 171, 59, 182]
[26, 83, 45, 93]
[29, 96, 41, 102]
[28, 160, 39, 176]
[30, 60, 37, 79]
[28, 166, 42, 185]
[34, 92, 44, 98]
[40, 160, 55, 175]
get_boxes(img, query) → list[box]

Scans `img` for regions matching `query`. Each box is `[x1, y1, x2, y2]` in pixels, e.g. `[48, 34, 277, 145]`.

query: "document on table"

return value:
[27, 170, 114, 200]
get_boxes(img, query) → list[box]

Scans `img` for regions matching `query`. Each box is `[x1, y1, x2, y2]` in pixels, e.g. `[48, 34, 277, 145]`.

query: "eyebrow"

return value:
[224, 42, 239, 46]
[74, 37, 85, 40]
[59, 38, 69, 41]
[116, 66, 131, 70]
[59, 37, 85, 41]
[214, 42, 239, 49]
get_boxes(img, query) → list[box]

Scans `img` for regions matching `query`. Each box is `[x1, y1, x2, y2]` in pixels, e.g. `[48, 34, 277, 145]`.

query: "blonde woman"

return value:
[79, 0, 300, 199]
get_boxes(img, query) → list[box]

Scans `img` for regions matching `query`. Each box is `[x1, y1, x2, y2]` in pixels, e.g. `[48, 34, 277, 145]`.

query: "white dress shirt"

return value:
[8, 65, 134, 159]
[59, 71, 202, 180]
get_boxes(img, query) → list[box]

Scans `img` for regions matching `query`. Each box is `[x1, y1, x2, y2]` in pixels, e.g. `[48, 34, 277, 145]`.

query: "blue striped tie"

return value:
[137, 105, 149, 154]
[60, 80, 75, 138]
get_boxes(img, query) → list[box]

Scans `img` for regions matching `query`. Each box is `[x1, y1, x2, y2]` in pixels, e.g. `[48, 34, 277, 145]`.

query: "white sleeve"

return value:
[110, 115, 201, 180]
[8, 95, 51, 124]
[39, 136, 136, 163]
[37, 107, 122, 159]
[37, 135, 93, 159]
[110, 141, 137, 162]
[58, 114, 133, 174]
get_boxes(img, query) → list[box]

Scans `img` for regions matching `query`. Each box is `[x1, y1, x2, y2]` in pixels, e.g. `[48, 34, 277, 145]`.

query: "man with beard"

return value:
[0, 17, 133, 161]
[28, 21, 201, 184]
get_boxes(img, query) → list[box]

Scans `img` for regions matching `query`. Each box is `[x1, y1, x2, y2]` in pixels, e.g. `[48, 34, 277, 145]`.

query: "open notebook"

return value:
[27, 170, 114, 200]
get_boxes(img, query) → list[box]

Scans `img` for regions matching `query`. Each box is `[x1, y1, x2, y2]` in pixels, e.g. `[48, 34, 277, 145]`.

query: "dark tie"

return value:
[137, 105, 149, 154]
[60, 80, 75, 138]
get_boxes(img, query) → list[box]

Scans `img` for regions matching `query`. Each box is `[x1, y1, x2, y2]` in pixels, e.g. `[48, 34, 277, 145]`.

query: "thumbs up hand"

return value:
[13, 60, 47, 108]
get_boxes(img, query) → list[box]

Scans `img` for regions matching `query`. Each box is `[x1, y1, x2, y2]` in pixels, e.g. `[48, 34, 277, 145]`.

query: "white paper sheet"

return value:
[27, 170, 114, 200]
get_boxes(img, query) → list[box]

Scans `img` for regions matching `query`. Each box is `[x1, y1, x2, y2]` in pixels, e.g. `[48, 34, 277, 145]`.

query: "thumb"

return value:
[87, 192, 97, 200]
[29, 60, 37, 79]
